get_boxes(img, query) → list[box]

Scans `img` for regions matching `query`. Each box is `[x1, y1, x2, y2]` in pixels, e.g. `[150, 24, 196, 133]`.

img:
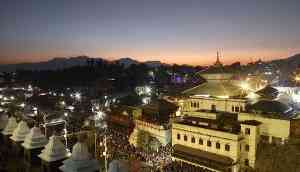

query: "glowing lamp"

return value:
[240, 82, 249, 90]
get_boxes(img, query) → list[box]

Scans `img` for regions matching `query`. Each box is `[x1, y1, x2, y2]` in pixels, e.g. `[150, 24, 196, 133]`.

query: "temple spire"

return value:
[214, 51, 223, 67]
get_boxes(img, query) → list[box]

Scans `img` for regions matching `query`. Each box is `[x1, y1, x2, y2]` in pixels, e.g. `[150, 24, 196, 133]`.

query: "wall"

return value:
[181, 97, 247, 113]
[172, 123, 241, 162]
[239, 113, 290, 143]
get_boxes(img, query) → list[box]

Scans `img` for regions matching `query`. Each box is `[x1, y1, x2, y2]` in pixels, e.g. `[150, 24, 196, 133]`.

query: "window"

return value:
[216, 142, 220, 149]
[199, 138, 203, 145]
[232, 106, 234, 112]
[245, 159, 249, 166]
[184, 135, 188, 141]
[260, 135, 269, 143]
[190, 102, 193, 107]
[225, 144, 230, 151]
[240, 106, 243, 112]
[245, 128, 251, 135]
[207, 140, 212, 147]
[191, 137, 195, 143]
[245, 144, 250, 152]
[177, 134, 181, 140]
[235, 106, 239, 112]
[211, 105, 216, 112]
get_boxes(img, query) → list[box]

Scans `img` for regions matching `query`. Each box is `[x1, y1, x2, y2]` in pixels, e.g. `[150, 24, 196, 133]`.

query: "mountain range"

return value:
[0, 56, 164, 72]
[0, 53, 299, 72]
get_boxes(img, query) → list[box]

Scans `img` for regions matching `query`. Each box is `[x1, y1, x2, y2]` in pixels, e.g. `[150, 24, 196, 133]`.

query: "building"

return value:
[172, 115, 259, 172]
[129, 99, 176, 147]
[180, 72, 247, 115]
[171, 70, 300, 172]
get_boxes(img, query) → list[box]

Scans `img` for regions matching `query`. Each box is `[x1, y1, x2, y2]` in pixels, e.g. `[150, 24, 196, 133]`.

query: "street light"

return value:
[145, 86, 151, 95]
[240, 82, 249, 90]
[60, 101, 66, 106]
[75, 92, 81, 101]
[19, 103, 25, 108]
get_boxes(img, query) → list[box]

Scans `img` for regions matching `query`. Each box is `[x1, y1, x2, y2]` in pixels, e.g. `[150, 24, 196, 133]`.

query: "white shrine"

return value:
[38, 134, 69, 162]
[59, 140, 99, 172]
[10, 120, 30, 142]
[22, 126, 48, 150]
[1, 116, 18, 136]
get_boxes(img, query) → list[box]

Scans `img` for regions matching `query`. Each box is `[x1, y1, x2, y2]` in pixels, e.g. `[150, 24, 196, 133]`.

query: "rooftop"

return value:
[247, 100, 297, 119]
[173, 116, 240, 134]
[182, 81, 246, 98]
[173, 144, 234, 171]
[240, 120, 261, 126]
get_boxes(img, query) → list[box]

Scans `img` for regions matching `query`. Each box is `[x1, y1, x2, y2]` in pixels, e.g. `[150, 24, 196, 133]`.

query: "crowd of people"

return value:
[97, 126, 173, 171]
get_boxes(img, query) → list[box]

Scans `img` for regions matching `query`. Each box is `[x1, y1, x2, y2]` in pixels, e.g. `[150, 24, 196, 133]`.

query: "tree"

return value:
[255, 138, 300, 172]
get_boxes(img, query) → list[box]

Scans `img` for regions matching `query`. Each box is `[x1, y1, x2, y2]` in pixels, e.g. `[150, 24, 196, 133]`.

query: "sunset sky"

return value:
[1, 0, 300, 65]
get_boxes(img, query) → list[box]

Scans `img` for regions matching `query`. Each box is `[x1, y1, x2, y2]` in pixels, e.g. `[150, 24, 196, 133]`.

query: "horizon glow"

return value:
[1, 0, 300, 65]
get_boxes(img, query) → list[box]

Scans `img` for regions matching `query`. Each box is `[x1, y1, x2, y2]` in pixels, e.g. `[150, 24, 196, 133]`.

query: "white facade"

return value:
[129, 119, 171, 146]
[172, 120, 259, 172]
[180, 96, 247, 114]
[239, 112, 290, 144]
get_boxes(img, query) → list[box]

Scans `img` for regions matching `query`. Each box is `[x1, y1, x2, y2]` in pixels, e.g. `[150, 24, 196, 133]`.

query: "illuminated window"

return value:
[225, 144, 230, 151]
[245, 159, 249, 166]
[177, 134, 181, 140]
[191, 137, 195, 143]
[199, 138, 203, 145]
[211, 105, 216, 112]
[207, 140, 212, 147]
[216, 142, 220, 149]
[235, 106, 239, 112]
[245, 128, 251, 135]
[184, 135, 188, 141]
[245, 144, 250, 152]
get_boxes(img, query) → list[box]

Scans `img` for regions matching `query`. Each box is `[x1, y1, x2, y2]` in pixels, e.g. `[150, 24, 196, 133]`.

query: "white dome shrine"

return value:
[1, 116, 18, 136]
[59, 141, 99, 172]
[22, 126, 48, 150]
[10, 120, 30, 142]
[38, 135, 69, 162]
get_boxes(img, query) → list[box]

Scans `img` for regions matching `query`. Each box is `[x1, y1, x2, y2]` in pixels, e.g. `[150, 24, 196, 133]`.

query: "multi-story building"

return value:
[171, 69, 300, 172]
[172, 116, 260, 172]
